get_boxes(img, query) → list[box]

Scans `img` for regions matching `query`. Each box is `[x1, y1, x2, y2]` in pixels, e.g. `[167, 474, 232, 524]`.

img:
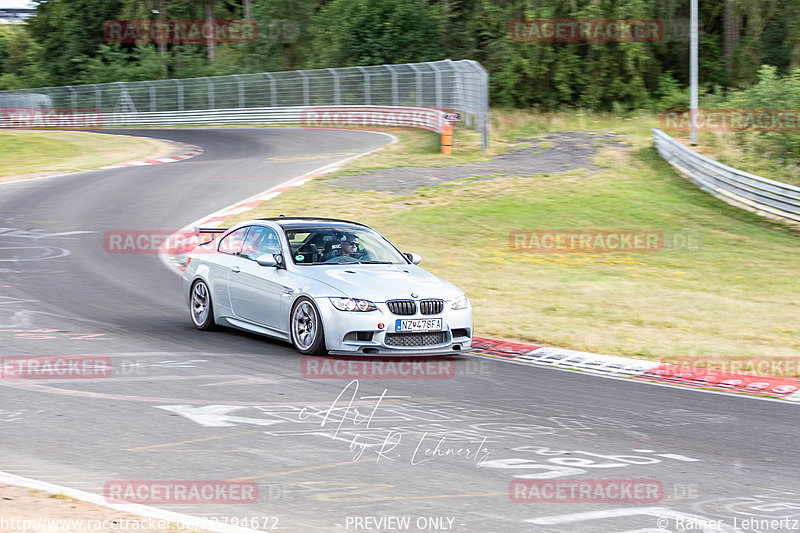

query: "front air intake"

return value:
[385, 332, 447, 346]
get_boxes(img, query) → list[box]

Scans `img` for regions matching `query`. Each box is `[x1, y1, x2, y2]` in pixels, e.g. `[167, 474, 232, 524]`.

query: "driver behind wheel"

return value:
[324, 233, 368, 262]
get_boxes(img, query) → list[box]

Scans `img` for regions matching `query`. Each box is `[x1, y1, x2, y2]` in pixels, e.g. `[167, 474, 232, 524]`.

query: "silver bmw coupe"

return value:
[183, 217, 473, 355]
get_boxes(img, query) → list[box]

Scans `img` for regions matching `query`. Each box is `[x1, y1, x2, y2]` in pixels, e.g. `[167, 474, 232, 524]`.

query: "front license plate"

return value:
[396, 318, 442, 332]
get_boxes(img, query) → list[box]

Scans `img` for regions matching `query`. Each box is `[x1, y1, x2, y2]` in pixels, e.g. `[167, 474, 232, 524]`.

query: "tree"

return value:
[0, 25, 47, 89]
[26, 0, 124, 84]
[308, 0, 445, 67]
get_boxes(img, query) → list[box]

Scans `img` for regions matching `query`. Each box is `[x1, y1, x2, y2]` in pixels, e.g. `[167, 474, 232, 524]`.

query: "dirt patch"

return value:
[113, 136, 181, 161]
[333, 131, 629, 193]
[0, 484, 208, 532]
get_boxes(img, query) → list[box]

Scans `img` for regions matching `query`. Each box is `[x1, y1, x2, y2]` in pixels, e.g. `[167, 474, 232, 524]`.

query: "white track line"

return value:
[0, 471, 261, 533]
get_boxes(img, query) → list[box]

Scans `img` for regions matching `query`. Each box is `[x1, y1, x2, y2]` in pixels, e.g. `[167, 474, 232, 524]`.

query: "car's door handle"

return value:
[231, 266, 241, 273]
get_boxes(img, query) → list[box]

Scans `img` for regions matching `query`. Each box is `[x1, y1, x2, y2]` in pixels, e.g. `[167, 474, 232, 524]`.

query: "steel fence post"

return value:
[234, 75, 245, 108]
[357, 66, 370, 106]
[433, 64, 442, 110]
[264, 73, 277, 107]
[174, 79, 184, 111]
[298, 71, 309, 106]
[389, 65, 398, 106]
[91, 84, 102, 112]
[409, 64, 422, 108]
[204, 77, 215, 110]
[327, 68, 340, 106]
[47, 88, 57, 110]
[65, 86, 77, 113]
[146, 81, 156, 112]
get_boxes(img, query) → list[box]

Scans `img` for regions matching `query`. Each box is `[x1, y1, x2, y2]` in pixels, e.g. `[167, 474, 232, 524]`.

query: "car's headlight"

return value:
[329, 297, 377, 312]
[451, 294, 469, 310]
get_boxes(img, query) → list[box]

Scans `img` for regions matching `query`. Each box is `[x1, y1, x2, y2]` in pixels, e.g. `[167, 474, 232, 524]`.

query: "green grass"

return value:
[224, 110, 800, 366]
[1, 132, 81, 174]
[0, 130, 160, 180]
[662, 129, 800, 187]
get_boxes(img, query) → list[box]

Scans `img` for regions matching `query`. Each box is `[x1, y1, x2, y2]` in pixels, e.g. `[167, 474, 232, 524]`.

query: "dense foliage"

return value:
[0, 0, 799, 112]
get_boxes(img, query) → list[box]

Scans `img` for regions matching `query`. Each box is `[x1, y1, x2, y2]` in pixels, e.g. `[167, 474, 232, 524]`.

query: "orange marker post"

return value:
[441, 124, 453, 154]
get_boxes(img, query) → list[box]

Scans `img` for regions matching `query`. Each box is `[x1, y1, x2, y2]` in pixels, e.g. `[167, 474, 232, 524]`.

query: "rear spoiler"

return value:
[194, 226, 228, 237]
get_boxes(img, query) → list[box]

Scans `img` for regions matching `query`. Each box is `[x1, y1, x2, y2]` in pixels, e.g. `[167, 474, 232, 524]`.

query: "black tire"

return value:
[190, 279, 217, 330]
[290, 297, 326, 355]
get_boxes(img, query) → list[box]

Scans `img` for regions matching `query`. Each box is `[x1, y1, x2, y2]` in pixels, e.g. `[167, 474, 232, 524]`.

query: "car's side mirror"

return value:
[255, 254, 278, 267]
[405, 252, 422, 265]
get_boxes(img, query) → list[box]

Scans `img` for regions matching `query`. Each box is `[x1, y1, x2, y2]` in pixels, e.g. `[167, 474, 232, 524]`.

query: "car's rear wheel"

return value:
[190, 279, 216, 330]
[290, 297, 326, 355]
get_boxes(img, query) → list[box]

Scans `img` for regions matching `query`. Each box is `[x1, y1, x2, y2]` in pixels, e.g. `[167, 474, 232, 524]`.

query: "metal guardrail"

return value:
[653, 128, 800, 224]
[0, 59, 490, 151]
[105, 106, 448, 130]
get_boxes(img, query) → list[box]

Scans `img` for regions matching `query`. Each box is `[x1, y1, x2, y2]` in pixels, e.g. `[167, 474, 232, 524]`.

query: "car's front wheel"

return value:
[190, 279, 216, 330]
[290, 297, 326, 355]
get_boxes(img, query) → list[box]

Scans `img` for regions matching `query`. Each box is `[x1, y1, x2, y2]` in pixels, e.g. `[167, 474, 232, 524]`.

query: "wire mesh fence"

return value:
[0, 59, 489, 151]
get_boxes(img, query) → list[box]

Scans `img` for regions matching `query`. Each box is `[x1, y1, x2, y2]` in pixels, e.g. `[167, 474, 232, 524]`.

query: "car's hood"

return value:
[298, 264, 463, 302]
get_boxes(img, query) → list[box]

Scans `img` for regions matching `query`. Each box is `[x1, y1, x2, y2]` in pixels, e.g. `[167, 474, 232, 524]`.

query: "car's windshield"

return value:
[283, 226, 408, 265]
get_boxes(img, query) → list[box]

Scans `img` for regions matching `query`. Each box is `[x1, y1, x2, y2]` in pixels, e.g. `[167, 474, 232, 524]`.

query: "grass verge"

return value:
[656, 128, 800, 188]
[0, 130, 166, 181]
[225, 111, 800, 368]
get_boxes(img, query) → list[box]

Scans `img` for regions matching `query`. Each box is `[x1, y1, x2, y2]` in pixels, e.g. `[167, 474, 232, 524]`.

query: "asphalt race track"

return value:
[1, 128, 799, 533]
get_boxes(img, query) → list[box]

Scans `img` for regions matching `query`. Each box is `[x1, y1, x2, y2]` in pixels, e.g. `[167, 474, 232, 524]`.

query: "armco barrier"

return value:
[0, 59, 489, 151]
[652, 128, 800, 224]
[0, 105, 454, 153]
[0, 105, 446, 128]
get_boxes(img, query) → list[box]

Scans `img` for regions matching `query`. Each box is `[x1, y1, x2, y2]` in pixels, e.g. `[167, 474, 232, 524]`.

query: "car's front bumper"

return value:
[326, 346, 473, 357]
[315, 297, 473, 356]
